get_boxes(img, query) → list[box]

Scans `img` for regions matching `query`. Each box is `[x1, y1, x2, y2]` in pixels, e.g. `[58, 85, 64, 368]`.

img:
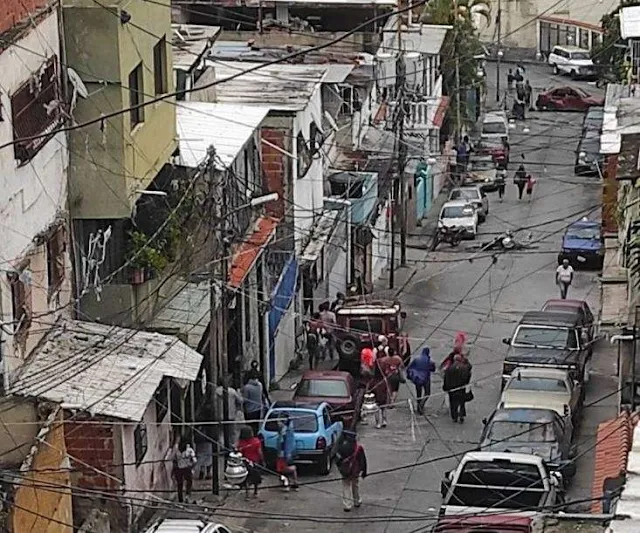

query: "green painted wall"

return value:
[63, 1, 177, 219]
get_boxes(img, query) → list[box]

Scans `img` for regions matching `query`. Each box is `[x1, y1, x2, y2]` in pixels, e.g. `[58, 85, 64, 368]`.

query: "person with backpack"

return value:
[514, 160, 527, 200]
[443, 354, 473, 423]
[407, 347, 436, 414]
[336, 431, 368, 512]
[306, 316, 322, 369]
[171, 435, 198, 503]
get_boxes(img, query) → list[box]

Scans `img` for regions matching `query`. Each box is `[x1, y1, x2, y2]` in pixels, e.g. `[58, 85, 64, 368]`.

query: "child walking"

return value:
[526, 175, 536, 202]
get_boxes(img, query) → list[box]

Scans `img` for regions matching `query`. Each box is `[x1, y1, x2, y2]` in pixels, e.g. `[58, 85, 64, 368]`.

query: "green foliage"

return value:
[592, 9, 626, 82]
[421, 0, 488, 131]
[127, 229, 169, 273]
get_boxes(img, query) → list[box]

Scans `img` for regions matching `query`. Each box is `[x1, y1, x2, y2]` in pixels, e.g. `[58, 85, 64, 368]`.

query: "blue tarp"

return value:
[268, 255, 298, 378]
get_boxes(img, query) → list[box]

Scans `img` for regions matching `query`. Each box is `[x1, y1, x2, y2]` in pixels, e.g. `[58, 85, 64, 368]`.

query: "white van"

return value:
[144, 519, 233, 533]
[480, 111, 509, 143]
[548, 45, 595, 78]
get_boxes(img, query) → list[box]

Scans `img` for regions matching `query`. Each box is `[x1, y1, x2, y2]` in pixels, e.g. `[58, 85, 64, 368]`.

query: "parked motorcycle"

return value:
[480, 230, 536, 252]
[431, 225, 466, 251]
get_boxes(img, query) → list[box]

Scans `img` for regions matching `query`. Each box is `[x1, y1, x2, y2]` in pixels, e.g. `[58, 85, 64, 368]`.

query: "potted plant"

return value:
[127, 230, 169, 284]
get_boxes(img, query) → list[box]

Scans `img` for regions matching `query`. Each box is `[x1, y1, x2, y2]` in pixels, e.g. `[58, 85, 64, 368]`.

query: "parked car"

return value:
[500, 367, 583, 423]
[439, 200, 479, 239]
[541, 299, 595, 342]
[536, 86, 604, 112]
[475, 137, 510, 169]
[258, 400, 343, 474]
[334, 300, 410, 374]
[547, 45, 596, 78]
[502, 311, 592, 387]
[480, 408, 576, 480]
[440, 452, 563, 517]
[480, 111, 509, 144]
[575, 130, 604, 176]
[465, 154, 503, 192]
[292, 370, 363, 430]
[557, 219, 603, 269]
[143, 520, 233, 533]
[582, 106, 604, 135]
[448, 186, 489, 222]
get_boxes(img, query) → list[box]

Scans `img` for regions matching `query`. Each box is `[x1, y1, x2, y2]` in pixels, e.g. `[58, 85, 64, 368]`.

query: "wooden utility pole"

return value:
[496, 0, 502, 102]
[455, 55, 461, 141]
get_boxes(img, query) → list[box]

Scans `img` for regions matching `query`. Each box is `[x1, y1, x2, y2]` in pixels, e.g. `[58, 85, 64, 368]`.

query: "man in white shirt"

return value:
[556, 259, 574, 299]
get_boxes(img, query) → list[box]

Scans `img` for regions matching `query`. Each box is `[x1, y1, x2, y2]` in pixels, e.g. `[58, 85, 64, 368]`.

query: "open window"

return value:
[134, 423, 148, 465]
[47, 225, 66, 299]
[8, 270, 31, 336]
[11, 55, 62, 165]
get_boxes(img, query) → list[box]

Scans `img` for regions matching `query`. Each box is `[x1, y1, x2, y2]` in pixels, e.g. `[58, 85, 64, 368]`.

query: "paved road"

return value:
[216, 63, 617, 533]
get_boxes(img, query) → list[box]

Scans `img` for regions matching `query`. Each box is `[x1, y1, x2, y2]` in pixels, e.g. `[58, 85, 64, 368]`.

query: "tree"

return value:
[593, 8, 626, 82]
[422, 0, 489, 135]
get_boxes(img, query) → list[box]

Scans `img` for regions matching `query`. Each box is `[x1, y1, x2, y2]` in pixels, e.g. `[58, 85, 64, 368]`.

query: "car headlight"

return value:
[484, 177, 491, 182]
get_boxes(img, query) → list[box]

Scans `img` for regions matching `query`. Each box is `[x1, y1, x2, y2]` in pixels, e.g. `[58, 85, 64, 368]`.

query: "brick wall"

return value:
[0, 0, 52, 36]
[260, 128, 286, 219]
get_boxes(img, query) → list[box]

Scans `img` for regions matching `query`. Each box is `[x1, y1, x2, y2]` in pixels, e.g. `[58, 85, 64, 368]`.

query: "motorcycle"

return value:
[480, 230, 536, 252]
[431, 225, 466, 251]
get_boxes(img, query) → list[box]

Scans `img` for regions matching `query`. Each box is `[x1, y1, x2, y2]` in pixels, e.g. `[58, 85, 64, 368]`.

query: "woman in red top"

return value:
[237, 426, 265, 499]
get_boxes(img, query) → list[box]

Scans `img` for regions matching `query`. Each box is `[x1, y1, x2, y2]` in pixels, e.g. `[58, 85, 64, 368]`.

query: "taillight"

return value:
[316, 437, 327, 450]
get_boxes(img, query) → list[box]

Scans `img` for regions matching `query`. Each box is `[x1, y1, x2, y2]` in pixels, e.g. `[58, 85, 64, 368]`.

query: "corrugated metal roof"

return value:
[172, 24, 221, 71]
[229, 215, 279, 289]
[10, 320, 203, 422]
[150, 281, 211, 349]
[322, 64, 355, 84]
[401, 24, 450, 55]
[208, 61, 328, 110]
[621, 6, 640, 39]
[177, 102, 270, 168]
[301, 210, 339, 262]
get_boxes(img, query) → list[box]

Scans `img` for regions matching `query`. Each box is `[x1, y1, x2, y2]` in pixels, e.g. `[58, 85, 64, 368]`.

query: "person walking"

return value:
[215, 380, 244, 446]
[336, 431, 368, 512]
[514, 161, 527, 200]
[372, 353, 392, 428]
[171, 436, 198, 503]
[306, 316, 321, 369]
[443, 354, 473, 423]
[319, 301, 337, 360]
[525, 174, 536, 202]
[237, 426, 265, 500]
[407, 347, 436, 414]
[246, 360, 271, 405]
[496, 170, 506, 201]
[524, 80, 533, 110]
[386, 347, 405, 407]
[276, 413, 299, 490]
[556, 259, 575, 299]
[241, 376, 264, 431]
[507, 69, 514, 91]
[330, 292, 346, 312]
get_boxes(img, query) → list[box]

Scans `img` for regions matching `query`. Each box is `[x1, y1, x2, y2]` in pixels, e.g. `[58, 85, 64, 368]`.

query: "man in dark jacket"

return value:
[336, 432, 368, 512]
[443, 354, 472, 423]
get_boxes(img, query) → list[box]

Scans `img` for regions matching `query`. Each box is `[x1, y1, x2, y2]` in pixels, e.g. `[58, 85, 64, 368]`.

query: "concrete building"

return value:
[62, 0, 179, 321]
[9, 320, 203, 531]
[0, 0, 71, 390]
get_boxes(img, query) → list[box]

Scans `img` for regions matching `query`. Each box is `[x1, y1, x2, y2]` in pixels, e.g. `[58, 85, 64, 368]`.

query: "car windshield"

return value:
[574, 87, 589, 97]
[566, 226, 599, 239]
[487, 421, 557, 443]
[441, 206, 474, 219]
[483, 122, 506, 135]
[450, 189, 480, 201]
[450, 461, 546, 509]
[508, 377, 568, 393]
[571, 51, 590, 60]
[470, 158, 495, 171]
[348, 317, 384, 334]
[513, 326, 578, 349]
[264, 410, 318, 433]
[297, 379, 349, 398]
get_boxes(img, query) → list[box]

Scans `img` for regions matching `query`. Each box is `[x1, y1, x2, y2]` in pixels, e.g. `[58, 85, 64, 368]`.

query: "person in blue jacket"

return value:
[407, 347, 436, 415]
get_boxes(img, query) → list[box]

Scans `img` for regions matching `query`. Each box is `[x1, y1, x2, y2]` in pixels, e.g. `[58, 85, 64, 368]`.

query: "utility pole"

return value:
[455, 55, 461, 142]
[398, 67, 408, 267]
[496, 0, 502, 102]
[207, 146, 221, 495]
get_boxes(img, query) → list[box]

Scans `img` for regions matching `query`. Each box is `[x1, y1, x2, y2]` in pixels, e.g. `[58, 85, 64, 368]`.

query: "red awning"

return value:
[228, 215, 279, 289]
[433, 96, 449, 129]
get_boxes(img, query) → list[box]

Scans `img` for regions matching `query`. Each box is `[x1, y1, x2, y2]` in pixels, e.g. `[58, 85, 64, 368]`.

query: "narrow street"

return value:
[212, 63, 618, 533]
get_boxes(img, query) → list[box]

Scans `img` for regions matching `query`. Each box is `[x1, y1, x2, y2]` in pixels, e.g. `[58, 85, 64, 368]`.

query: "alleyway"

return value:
[188, 62, 617, 533]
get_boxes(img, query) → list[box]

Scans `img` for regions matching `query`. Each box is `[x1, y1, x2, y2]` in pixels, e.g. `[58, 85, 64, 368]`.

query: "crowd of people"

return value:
[506, 65, 533, 120]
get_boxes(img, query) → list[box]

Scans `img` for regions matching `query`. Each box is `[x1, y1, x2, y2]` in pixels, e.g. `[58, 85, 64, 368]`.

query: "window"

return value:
[296, 132, 311, 178]
[264, 410, 318, 433]
[153, 37, 168, 95]
[508, 377, 568, 393]
[11, 55, 62, 164]
[8, 270, 31, 335]
[128, 63, 144, 128]
[46, 226, 66, 298]
[487, 421, 557, 443]
[347, 317, 384, 335]
[513, 326, 577, 349]
[134, 423, 148, 465]
[154, 379, 169, 423]
[296, 379, 349, 398]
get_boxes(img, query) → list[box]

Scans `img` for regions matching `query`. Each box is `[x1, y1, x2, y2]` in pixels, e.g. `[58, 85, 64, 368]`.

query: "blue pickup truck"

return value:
[557, 219, 603, 270]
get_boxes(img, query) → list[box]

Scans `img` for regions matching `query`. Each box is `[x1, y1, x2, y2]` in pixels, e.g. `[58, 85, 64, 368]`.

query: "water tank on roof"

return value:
[404, 52, 422, 90]
[375, 52, 396, 88]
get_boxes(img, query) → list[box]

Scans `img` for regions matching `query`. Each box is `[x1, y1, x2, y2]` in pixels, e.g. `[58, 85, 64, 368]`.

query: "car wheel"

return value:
[479, 213, 486, 223]
[338, 336, 359, 358]
[570, 69, 577, 79]
[318, 452, 331, 475]
[553, 64, 559, 75]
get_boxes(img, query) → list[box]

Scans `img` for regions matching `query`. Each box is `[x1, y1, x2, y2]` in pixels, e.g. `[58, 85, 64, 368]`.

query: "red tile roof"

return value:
[433, 96, 450, 129]
[228, 215, 279, 289]
[591, 411, 639, 512]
